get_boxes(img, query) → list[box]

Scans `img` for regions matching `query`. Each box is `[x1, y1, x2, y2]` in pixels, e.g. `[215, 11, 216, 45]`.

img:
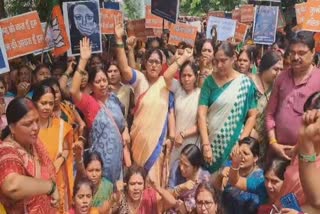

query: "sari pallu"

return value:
[130, 77, 170, 186]
[207, 75, 255, 173]
[91, 177, 113, 207]
[89, 94, 125, 184]
[0, 140, 56, 214]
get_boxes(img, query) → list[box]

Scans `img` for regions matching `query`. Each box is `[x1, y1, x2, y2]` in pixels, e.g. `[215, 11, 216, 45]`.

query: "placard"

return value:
[232, 9, 241, 22]
[127, 19, 147, 41]
[277, 8, 286, 29]
[315, 32, 320, 53]
[145, 5, 169, 29]
[253, 6, 279, 45]
[103, 2, 120, 10]
[301, 0, 320, 32]
[168, 22, 197, 47]
[206, 16, 237, 41]
[240, 4, 255, 23]
[0, 11, 47, 59]
[208, 11, 225, 18]
[151, 0, 179, 23]
[63, 0, 102, 56]
[100, 9, 123, 35]
[0, 30, 9, 74]
[235, 22, 248, 42]
[295, 3, 307, 26]
[33, 23, 55, 55]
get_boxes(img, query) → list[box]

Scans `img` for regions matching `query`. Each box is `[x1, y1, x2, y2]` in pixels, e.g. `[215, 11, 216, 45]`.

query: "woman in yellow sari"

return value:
[115, 23, 193, 186]
[32, 83, 74, 213]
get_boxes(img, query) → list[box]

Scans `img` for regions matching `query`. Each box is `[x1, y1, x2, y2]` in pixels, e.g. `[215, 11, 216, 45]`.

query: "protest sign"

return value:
[302, 0, 320, 32]
[33, 23, 55, 56]
[127, 19, 147, 41]
[240, 4, 255, 23]
[315, 32, 320, 53]
[253, 6, 279, 45]
[277, 9, 286, 29]
[103, 1, 120, 10]
[151, 0, 179, 23]
[101, 9, 123, 35]
[168, 22, 197, 47]
[206, 16, 237, 41]
[208, 11, 225, 18]
[145, 5, 169, 29]
[295, 3, 307, 26]
[63, 0, 102, 56]
[0, 30, 9, 74]
[235, 22, 248, 42]
[232, 9, 241, 22]
[188, 20, 202, 33]
[0, 11, 47, 59]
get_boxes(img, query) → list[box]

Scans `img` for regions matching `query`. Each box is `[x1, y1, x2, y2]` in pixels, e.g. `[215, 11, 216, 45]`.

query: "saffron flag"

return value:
[51, 0, 70, 56]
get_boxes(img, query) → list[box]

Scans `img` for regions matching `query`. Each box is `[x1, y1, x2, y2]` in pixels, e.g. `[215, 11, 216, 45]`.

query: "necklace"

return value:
[127, 196, 142, 214]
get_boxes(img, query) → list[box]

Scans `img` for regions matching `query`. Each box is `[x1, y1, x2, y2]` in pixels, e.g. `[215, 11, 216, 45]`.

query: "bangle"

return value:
[168, 136, 175, 143]
[116, 43, 124, 48]
[231, 166, 240, 171]
[180, 131, 185, 139]
[77, 69, 87, 76]
[269, 138, 278, 145]
[175, 60, 182, 69]
[47, 180, 56, 196]
[299, 153, 317, 163]
[78, 136, 86, 142]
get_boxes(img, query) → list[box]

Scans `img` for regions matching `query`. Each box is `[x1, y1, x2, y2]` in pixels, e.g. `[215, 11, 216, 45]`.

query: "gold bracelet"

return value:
[269, 138, 278, 145]
[77, 69, 87, 76]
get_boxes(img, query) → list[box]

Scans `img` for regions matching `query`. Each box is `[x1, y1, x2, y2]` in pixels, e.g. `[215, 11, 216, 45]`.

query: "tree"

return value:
[122, 0, 145, 20]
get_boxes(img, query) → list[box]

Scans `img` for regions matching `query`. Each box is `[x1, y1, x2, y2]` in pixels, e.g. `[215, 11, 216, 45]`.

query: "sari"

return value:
[91, 177, 113, 207]
[0, 139, 56, 213]
[69, 208, 99, 214]
[170, 81, 201, 168]
[200, 75, 257, 173]
[119, 188, 158, 214]
[38, 117, 74, 213]
[75, 93, 125, 184]
[130, 70, 171, 186]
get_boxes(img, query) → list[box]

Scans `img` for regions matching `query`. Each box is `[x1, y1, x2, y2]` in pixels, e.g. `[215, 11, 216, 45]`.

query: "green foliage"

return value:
[122, 0, 144, 20]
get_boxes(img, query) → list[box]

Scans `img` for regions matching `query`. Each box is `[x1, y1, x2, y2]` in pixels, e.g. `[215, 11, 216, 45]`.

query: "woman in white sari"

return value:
[198, 42, 258, 173]
[168, 60, 201, 168]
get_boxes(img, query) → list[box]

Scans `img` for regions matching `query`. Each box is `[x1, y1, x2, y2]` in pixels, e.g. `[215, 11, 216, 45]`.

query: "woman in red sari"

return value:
[0, 97, 59, 213]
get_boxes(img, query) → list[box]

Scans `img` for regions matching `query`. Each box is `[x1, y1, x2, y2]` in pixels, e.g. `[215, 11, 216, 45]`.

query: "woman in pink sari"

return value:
[0, 97, 58, 213]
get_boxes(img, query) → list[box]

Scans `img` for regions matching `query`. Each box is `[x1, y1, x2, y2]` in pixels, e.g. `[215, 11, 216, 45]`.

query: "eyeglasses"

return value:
[288, 50, 310, 58]
[196, 200, 214, 209]
[147, 59, 161, 65]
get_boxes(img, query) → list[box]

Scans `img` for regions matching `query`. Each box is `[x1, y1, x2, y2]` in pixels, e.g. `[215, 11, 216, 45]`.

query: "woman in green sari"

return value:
[198, 42, 258, 173]
[74, 149, 113, 208]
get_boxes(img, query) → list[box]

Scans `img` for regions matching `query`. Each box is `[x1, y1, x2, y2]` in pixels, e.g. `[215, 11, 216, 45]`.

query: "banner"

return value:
[253, 6, 279, 45]
[295, 3, 306, 26]
[145, 5, 169, 29]
[63, 0, 102, 56]
[127, 19, 147, 41]
[101, 9, 123, 34]
[0, 30, 9, 74]
[51, 0, 70, 57]
[232, 9, 241, 22]
[168, 22, 197, 47]
[33, 23, 55, 56]
[207, 11, 225, 18]
[151, 0, 179, 23]
[188, 20, 202, 33]
[240, 4, 255, 23]
[0, 11, 47, 59]
[206, 16, 237, 41]
[301, 0, 320, 32]
[235, 22, 248, 42]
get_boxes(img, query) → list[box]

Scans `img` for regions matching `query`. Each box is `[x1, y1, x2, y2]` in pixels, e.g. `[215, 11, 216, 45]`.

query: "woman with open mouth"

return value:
[69, 177, 99, 214]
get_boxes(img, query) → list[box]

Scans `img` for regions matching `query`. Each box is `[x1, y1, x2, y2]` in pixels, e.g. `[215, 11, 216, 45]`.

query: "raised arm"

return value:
[114, 23, 133, 82]
[228, 146, 247, 191]
[70, 37, 92, 103]
[59, 58, 76, 99]
[298, 110, 320, 210]
[163, 48, 193, 90]
[127, 36, 138, 69]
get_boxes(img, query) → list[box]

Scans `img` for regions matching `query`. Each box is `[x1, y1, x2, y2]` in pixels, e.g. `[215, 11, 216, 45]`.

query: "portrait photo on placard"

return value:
[0, 30, 9, 74]
[63, 0, 102, 56]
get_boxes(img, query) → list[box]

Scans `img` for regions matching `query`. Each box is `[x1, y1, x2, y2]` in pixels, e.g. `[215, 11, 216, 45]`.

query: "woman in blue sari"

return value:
[198, 42, 257, 173]
[71, 38, 125, 184]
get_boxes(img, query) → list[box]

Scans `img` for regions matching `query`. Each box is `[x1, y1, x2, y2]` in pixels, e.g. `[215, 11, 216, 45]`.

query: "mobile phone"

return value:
[280, 193, 302, 212]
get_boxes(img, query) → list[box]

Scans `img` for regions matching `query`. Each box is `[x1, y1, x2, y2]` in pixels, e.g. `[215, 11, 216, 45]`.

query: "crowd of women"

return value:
[0, 18, 320, 214]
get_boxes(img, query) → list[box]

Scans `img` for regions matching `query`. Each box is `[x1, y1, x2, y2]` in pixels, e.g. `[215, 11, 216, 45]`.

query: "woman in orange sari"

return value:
[115, 23, 193, 186]
[32, 83, 74, 213]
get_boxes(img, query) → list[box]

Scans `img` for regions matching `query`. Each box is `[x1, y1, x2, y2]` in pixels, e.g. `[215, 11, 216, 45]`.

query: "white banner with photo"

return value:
[0, 30, 10, 74]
